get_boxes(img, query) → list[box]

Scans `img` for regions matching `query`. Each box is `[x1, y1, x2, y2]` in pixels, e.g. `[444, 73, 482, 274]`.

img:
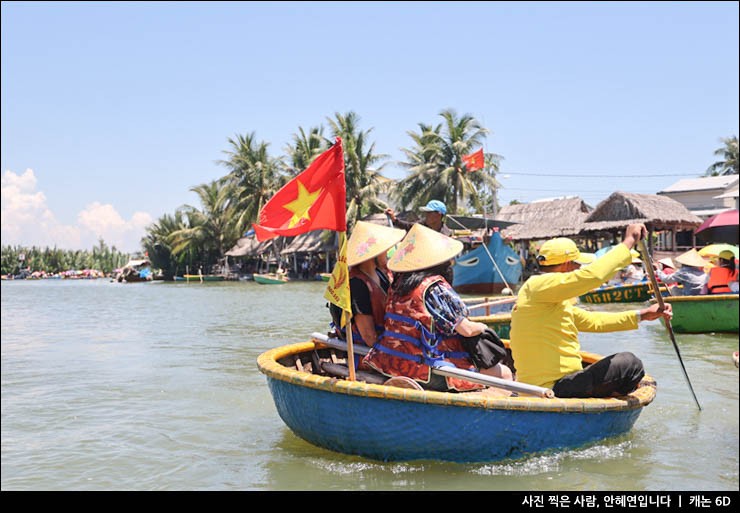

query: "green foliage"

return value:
[393, 108, 503, 215]
[1, 240, 129, 276]
[706, 136, 739, 176]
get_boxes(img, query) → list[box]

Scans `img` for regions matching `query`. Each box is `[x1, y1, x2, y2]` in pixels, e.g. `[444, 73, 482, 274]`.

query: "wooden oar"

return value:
[638, 240, 701, 410]
[310, 332, 554, 398]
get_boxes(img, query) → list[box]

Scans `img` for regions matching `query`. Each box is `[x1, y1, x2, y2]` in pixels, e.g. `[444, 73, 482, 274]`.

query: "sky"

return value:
[2, 1, 738, 253]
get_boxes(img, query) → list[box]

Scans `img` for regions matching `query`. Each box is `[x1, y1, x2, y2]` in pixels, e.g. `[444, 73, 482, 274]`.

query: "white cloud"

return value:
[1, 168, 152, 252]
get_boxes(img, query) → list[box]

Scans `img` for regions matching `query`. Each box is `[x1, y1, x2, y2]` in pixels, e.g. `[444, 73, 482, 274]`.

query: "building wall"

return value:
[660, 189, 733, 211]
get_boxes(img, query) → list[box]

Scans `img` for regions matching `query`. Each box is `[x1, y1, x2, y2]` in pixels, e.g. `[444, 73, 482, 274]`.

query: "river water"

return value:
[1, 279, 737, 491]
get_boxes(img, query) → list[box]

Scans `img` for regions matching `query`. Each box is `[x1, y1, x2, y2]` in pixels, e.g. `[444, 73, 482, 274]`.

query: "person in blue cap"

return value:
[385, 199, 452, 236]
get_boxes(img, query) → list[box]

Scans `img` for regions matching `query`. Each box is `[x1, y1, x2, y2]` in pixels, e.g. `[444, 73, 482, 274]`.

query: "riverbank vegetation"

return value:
[1, 239, 130, 277]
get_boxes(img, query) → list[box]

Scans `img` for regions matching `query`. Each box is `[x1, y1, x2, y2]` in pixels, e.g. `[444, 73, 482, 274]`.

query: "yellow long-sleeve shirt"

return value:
[510, 244, 639, 389]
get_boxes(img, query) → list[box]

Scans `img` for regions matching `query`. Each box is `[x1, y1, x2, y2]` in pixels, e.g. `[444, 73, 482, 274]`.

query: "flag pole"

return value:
[345, 316, 357, 381]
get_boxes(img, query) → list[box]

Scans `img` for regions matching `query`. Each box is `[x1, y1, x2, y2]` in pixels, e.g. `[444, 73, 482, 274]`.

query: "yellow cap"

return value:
[719, 250, 735, 261]
[537, 238, 592, 266]
[387, 223, 464, 272]
[346, 221, 406, 267]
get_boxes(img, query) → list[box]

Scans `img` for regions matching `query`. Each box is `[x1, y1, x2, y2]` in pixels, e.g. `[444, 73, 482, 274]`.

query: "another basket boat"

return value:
[649, 294, 739, 334]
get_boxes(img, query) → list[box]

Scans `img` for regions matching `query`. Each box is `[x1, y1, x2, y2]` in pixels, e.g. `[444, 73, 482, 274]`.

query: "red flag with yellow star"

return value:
[253, 138, 346, 241]
[463, 148, 485, 172]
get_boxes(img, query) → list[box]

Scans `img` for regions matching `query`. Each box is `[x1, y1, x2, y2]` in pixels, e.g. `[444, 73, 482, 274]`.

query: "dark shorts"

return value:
[552, 352, 645, 398]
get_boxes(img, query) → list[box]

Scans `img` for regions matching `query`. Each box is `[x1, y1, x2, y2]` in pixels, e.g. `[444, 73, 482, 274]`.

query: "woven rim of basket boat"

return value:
[257, 341, 656, 413]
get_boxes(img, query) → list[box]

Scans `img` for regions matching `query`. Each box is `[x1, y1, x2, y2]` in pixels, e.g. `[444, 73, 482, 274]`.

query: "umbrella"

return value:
[697, 243, 739, 259]
[695, 209, 739, 244]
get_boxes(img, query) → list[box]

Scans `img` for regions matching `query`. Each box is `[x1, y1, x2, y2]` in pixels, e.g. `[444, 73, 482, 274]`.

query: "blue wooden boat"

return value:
[452, 231, 522, 295]
[257, 336, 657, 463]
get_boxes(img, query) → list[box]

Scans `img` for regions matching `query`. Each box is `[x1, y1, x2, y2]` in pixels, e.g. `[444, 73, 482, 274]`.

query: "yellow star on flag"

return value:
[284, 180, 322, 228]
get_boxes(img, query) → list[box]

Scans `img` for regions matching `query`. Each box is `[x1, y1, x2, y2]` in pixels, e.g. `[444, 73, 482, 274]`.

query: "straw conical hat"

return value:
[346, 221, 406, 267]
[674, 249, 709, 268]
[658, 257, 675, 269]
[387, 223, 464, 272]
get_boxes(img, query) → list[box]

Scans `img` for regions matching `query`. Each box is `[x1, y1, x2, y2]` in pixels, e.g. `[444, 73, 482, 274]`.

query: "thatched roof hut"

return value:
[580, 191, 704, 251]
[497, 197, 593, 241]
[280, 230, 337, 255]
[581, 191, 703, 231]
[224, 235, 274, 257]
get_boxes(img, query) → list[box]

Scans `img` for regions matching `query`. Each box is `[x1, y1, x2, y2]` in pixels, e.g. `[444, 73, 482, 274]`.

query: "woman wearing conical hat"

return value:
[329, 221, 406, 348]
[656, 249, 710, 296]
[362, 224, 514, 394]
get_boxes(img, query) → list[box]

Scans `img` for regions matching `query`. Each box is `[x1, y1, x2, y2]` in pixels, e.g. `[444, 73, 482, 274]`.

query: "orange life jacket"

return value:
[707, 266, 738, 294]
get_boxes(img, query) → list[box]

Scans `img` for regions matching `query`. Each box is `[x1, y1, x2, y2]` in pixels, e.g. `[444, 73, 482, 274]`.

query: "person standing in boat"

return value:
[385, 200, 453, 236]
[329, 221, 406, 348]
[706, 250, 738, 294]
[362, 223, 513, 394]
[509, 224, 673, 398]
[655, 249, 710, 296]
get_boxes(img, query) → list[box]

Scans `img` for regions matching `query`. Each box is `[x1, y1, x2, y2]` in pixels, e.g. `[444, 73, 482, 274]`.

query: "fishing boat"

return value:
[452, 230, 522, 295]
[178, 274, 225, 282]
[116, 259, 153, 283]
[649, 294, 739, 334]
[253, 272, 289, 285]
[257, 334, 657, 463]
[579, 281, 670, 304]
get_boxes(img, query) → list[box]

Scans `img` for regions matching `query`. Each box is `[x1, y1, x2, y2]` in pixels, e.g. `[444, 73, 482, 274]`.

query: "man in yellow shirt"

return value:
[509, 223, 672, 398]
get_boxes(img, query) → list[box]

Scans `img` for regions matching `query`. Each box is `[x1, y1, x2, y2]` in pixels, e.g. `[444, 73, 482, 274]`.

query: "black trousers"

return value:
[552, 352, 645, 398]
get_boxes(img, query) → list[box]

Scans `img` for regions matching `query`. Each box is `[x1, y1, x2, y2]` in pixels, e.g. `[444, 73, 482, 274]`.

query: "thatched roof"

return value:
[281, 230, 337, 255]
[497, 197, 593, 240]
[580, 191, 703, 233]
[225, 236, 274, 257]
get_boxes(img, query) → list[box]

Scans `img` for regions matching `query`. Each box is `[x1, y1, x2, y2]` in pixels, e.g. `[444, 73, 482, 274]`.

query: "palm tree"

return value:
[326, 111, 390, 230]
[168, 180, 241, 272]
[284, 126, 328, 176]
[706, 136, 739, 176]
[393, 109, 503, 215]
[142, 210, 190, 279]
[218, 133, 285, 234]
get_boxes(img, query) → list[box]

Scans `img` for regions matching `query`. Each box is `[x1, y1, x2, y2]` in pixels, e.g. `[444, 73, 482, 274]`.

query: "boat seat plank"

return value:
[321, 362, 387, 385]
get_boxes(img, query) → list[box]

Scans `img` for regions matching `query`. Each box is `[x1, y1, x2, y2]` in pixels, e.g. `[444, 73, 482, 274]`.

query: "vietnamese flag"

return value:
[463, 148, 485, 172]
[253, 137, 346, 241]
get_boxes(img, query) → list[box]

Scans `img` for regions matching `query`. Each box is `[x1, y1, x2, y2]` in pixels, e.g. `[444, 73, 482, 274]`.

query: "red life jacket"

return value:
[347, 267, 388, 344]
[707, 266, 738, 294]
[362, 275, 483, 392]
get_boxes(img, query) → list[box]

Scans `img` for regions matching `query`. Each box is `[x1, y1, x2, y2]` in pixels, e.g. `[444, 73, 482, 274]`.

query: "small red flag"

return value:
[463, 148, 485, 172]
[253, 137, 346, 241]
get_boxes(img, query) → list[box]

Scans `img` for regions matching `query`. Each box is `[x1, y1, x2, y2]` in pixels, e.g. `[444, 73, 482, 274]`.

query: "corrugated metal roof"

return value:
[658, 175, 739, 193]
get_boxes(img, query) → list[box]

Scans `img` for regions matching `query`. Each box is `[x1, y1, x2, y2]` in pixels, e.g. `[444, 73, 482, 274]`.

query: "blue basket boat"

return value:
[257, 338, 657, 463]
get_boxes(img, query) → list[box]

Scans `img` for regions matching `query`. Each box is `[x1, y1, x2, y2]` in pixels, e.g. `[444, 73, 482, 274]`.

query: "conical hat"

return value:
[674, 249, 709, 268]
[387, 223, 464, 272]
[346, 221, 406, 267]
[658, 257, 675, 269]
